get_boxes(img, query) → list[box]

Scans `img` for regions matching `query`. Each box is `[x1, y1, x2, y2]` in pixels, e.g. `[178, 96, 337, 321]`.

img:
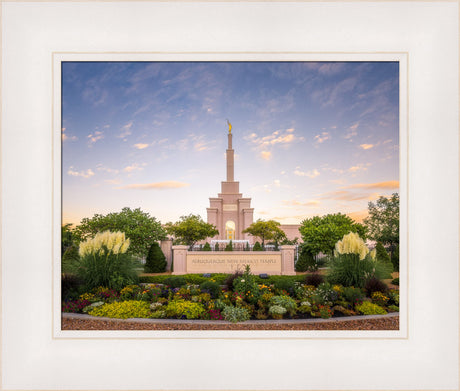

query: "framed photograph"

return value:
[2, 1, 458, 390]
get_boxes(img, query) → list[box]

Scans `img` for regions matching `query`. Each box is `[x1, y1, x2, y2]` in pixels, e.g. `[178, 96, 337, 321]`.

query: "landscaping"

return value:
[62, 233, 399, 324]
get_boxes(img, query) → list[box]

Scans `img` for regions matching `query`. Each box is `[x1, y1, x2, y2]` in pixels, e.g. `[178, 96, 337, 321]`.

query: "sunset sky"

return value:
[62, 61, 399, 226]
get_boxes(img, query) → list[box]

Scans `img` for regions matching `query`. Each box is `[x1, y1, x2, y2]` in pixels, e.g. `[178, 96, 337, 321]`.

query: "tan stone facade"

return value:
[172, 245, 296, 275]
[207, 131, 254, 243]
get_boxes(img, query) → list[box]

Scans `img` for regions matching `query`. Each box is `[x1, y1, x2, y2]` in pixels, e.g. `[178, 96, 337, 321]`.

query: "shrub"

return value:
[342, 286, 365, 307]
[62, 299, 91, 313]
[222, 305, 251, 323]
[163, 276, 187, 289]
[72, 231, 138, 291]
[200, 280, 221, 299]
[388, 290, 399, 306]
[82, 301, 104, 313]
[88, 300, 152, 319]
[269, 305, 287, 319]
[225, 240, 233, 251]
[295, 246, 317, 272]
[364, 276, 389, 296]
[371, 291, 389, 307]
[61, 274, 85, 301]
[388, 305, 399, 312]
[224, 270, 243, 291]
[391, 244, 399, 271]
[62, 245, 80, 274]
[375, 242, 391, 263]
[313, 282, 339, 304]
[214, 243, 219, 251]
[119, 284, 142, 300]
[164, 300, 205, 319]
[305, 273, 324, 287]
[202, 242, 211, 251]
[253, 241, 263, 251]
[144, 242, 166, 273]
[391, 277, 399, 286]
[269, 295, 297, 316]
[328, 253, 393, 288]
[273, 279, 295, 295]
[233, 265, 260, 303]
[355, 301, 387, 315]
[319, 305, 333, 319]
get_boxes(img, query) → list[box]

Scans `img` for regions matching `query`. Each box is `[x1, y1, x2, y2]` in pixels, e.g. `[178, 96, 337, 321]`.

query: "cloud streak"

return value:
[67, 167, 95, 178]
[117, 181, 190, 190]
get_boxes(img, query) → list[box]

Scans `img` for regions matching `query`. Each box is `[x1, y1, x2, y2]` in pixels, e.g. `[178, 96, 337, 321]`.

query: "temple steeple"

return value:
[226, 125, 234, 182]
[207, 120, 254, 242]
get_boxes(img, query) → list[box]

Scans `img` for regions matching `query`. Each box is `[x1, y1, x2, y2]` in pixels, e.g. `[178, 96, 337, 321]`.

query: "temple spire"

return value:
[226, 120, 234, 182]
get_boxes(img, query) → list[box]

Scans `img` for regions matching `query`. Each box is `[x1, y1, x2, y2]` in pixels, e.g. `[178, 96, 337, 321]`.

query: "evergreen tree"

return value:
[202, 242, 211, 251]
[225, 240, 233, 251]
[295, 245, 317, 272]
[144, 242, 166, 273]
[253, 241, 263, 251]
[375, 241, 391, 263]
[62, 244, 80, 274]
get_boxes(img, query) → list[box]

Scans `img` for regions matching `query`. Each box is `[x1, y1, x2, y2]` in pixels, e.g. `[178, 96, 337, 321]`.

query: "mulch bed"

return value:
[62, 315, 399, 330]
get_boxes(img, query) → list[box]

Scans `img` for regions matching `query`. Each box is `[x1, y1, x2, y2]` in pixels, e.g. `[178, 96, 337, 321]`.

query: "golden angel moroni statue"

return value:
[227, 119, 232, 134]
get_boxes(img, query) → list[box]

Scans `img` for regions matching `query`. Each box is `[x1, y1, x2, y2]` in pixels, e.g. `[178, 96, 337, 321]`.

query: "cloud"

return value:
[96, 165, 119, 175]
[314, 132, 330, 145]
[123, 163, 145, 173]
[117, 181, 190, 190]
[260, 151, 272, 160]
[133, 143, 149, 150]
[245, 128, 302, 149]
[344, 122, 359, 140]
[273, 179, 281, 188]
[359, 144, 374, 150]
[67, 167, 95, 178]
[282, 199, 320, 207]
[342, 181, 399, 190]
[348, 164, 369, 173]
[322, 190, 378, 202]
[62, 127, 77, 142]
[105, 179, 122, 185]
[319, 181, 398, 203]
[294, 168, 320, 178]
[118, 122, 133, 139]
[87, 130, 104, 145]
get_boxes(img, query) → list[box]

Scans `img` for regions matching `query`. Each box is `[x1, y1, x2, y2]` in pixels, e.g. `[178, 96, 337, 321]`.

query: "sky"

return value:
[62, 61, 399, 227]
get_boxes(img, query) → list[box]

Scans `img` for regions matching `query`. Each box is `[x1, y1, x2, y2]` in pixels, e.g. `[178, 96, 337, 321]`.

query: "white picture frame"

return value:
[1, 1, 458, 390]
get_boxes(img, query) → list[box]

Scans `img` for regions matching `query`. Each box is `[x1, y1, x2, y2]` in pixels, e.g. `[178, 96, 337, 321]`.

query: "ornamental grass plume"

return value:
[334, 232, 369, 260]
[79, 231, 130, 257]
[328, 232, 392, 288]
[73, 230, 137, 291]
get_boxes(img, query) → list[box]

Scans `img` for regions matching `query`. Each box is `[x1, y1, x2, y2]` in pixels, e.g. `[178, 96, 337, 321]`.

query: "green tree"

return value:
[62, 244, 80, 274]
[364, 193, 399, 259]
[165, 214, 219, 250]
[73, 207, 166, 258]
[202, 242, 212, 251]
[253, 241, 263, 251]
[144, 242, 166, 273]
[295, 245, 317, 272]
[242, 219, 286, 248]
[225, 240, 233, 251]
[299, 213, 367, 257]
[375, 241, 391, 264]
[61, 223, 74, 255]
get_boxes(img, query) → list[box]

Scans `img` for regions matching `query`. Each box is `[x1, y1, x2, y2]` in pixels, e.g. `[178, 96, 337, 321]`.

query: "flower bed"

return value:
[62, 266, 399, 323]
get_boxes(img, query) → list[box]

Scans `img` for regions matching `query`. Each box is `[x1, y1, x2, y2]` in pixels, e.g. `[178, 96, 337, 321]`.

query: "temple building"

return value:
[206, 122, 301, 245]
[207, 123, 255, 243]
